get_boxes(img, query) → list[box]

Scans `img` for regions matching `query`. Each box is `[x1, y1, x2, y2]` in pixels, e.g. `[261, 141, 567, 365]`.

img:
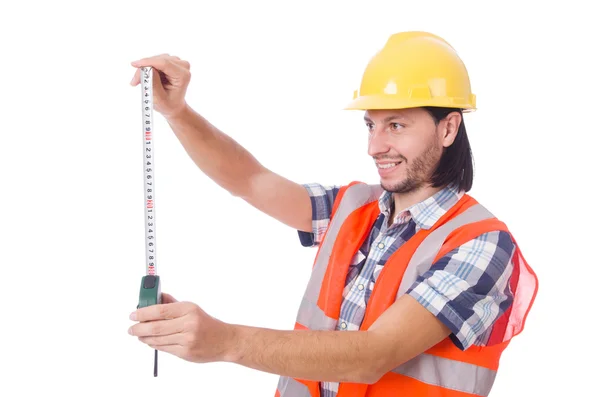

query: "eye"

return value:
[365, 122, 374, 131]
[391, 122, 403, 130]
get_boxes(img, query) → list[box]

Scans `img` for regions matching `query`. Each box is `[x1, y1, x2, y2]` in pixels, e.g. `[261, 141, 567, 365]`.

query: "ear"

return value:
[440, 112, 462, 148]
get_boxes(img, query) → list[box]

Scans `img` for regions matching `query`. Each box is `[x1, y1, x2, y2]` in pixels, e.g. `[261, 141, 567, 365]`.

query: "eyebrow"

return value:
[363, 115, 412, 123]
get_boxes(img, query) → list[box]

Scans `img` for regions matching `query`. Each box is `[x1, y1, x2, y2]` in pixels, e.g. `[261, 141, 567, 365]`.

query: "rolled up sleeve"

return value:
[297, 183, 341, 247]
[406, 230, 516, 350]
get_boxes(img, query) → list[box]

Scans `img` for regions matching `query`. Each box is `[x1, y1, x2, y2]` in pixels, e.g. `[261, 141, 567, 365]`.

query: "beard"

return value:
[381, 139, 443, 194]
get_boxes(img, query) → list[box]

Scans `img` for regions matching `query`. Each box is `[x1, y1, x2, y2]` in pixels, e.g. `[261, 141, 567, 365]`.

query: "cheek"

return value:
[389, 135, 421, 159]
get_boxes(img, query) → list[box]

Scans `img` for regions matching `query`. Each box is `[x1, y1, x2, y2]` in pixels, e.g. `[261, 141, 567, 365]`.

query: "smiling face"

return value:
[365, 107, 459, 194]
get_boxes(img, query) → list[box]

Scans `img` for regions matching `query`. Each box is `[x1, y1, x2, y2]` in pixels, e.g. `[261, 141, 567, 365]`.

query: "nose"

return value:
[367, 127, 391, 157]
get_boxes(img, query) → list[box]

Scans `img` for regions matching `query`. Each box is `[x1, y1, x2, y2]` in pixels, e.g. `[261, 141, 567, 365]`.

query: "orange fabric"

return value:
[421, 216, 513, 370]
[425, 337, 509, 371]
[364, 372, 482, 397]
[434, 216, 516, 350]
[433, 213, 539, 342]
[359, 194, 477, 330]
[493, 244, 538, 341]
[421, 213, 538, 369]
[285, 186, 537, 397]
[294, 322, 309, 330]
[318, 202, 381, 319]
[330, 182, 363, 219]
[309, 182, 362, 271]
[295, 379, 321, 397]
[433, 216, 508, 261]
[276, 377, 320, 397]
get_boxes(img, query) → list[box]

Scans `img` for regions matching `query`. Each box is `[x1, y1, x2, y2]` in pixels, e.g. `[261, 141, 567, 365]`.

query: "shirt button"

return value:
[378, 242, 385, 249]
[340, 322, 347, 329]
[358, 284, 364, 291]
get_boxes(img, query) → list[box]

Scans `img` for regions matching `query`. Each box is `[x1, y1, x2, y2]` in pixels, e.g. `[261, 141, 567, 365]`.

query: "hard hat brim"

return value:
[344, 94, 476, 112]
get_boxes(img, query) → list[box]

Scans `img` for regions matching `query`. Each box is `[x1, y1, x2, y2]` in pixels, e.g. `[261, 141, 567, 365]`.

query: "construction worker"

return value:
[127, 31, 538, 396]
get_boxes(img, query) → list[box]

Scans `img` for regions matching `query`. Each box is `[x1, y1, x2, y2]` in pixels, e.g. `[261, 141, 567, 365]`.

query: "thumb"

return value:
[151, 68, 167, 99]
[161, 292, 178, 304]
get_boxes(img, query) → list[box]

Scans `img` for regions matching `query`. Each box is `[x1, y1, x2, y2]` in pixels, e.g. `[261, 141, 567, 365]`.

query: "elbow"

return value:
[358, 355, 399, 385]
[338, 364, 380, 385]
[354, 369, 383, 385]
[351, 363, 386, 385]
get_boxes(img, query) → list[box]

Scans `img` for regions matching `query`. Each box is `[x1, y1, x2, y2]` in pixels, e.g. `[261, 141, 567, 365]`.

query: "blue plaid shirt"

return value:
[298, 182, 516, 397]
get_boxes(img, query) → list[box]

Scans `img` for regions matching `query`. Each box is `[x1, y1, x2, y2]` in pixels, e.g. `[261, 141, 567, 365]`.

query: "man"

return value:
[127, 31, 538, 396]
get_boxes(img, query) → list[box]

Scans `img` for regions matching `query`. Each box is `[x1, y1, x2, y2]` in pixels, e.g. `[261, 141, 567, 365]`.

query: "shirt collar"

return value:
[377, 183, 464, 231]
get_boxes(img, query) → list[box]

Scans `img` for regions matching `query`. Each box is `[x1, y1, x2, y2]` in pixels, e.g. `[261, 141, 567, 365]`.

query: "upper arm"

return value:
[367, 294, 452, 379]
[240, 166, 314, 232]
[242, 166, 342, 246]
[366, 230, 516, 378]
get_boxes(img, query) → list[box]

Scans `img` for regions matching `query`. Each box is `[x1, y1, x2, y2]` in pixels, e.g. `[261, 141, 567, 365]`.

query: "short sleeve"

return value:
[406, 230, 516, 350]
[297, 183, 341, 247]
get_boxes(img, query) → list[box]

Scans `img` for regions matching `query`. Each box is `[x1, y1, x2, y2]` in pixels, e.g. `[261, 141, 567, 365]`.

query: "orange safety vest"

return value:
[275, 182, 538, 397]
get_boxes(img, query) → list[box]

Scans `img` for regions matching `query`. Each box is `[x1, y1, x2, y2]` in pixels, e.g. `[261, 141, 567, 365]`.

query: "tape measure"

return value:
[137, 66, 162, 377]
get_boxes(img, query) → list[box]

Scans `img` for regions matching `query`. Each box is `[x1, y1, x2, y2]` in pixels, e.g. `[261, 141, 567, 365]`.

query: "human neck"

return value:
[390, 184, 444, 221]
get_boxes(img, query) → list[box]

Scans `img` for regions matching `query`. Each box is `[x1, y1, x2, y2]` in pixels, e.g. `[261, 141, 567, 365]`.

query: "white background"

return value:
[1, 0, 597, 396]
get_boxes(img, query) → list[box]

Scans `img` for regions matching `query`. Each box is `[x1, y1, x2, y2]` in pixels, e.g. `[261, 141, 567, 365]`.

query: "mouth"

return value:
[376, 161, 402, 169]
[375, 161, 402, 176]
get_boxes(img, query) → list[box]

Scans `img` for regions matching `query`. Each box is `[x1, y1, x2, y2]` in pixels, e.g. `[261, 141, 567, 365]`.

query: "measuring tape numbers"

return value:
[142, 66, 157, 277]
[137, 66, 162, 377]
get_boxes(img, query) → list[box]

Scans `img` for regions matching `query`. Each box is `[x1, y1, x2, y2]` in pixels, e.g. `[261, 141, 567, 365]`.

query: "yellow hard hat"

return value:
[345, 31, 476, 112]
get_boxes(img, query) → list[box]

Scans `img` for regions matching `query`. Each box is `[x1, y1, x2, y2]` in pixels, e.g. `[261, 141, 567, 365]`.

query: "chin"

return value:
[381, 177, 423, 194]
[380, 179, 405, 192]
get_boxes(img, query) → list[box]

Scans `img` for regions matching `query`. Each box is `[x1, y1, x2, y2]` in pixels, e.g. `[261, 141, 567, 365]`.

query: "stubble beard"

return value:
[381, 140, 443, 194]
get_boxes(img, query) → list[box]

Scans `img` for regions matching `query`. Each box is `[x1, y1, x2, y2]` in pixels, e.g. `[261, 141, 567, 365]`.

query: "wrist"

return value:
[222, 323, 249, 363]
[164, 103, 192, 124]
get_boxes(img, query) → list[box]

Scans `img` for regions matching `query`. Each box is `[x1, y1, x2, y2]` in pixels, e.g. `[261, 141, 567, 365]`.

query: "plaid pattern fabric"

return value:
[298, 183, 516, 397]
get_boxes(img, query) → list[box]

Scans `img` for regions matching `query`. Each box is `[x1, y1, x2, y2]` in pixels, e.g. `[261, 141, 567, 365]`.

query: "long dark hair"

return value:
[423, 107, 474, 192]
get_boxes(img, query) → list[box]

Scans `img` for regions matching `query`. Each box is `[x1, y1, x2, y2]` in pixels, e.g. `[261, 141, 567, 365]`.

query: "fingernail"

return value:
[129, 312, 137, 321]
[128, 327, 133, 335]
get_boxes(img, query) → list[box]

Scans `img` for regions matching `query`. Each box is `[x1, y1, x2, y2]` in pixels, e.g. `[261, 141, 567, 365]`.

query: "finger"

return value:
[152, 67, 167, 97]
[150, 344, 184, 357]
[129, 58, 175, 87]
[138, 332, 183, 346]
[130, 53, 169, 86]
[165, 56, 189, 70]
[131, 56, 180, 77]
[131, 53, 170, 65]
[130, 67, 140, 86]
[131, 301, 191, 322]
[161, 292, 178, 304]
[177, 59, 190, 69]
[129, 316, 185, 337]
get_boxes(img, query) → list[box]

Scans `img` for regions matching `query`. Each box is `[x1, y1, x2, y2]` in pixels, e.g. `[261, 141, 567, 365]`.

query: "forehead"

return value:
[363, 108, 424, 122]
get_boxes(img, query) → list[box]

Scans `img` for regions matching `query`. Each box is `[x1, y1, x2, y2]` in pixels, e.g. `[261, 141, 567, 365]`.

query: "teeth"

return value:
[377, 162, 400, 169]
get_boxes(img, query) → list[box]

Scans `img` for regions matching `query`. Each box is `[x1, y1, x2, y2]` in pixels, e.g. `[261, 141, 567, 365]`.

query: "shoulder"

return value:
[436, 229, 516, 280]
[441, 196, 516, 270]
[334, 181, 383, 204]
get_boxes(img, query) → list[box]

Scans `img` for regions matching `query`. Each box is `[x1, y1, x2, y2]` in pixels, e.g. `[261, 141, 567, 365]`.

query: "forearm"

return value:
[224, 324, 385, 384]
[165, 104, 265, 197]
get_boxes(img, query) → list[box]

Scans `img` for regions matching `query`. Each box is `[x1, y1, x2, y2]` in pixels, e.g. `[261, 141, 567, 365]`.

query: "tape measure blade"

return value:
[141, 66, 157, 276]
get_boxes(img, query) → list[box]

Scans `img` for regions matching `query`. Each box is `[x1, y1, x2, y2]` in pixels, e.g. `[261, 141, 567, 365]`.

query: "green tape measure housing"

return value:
[138, 275, 161, 309]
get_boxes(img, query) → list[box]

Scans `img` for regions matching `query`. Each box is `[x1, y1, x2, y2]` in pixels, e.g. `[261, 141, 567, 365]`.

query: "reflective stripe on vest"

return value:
[296, 183, 382, 330]
[277, 376, 312, 397]
[278, 183, 505, 397]
[388, 197, 498, 395]
[396, 201, 495, 297]
[392, 353, 496, 396]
